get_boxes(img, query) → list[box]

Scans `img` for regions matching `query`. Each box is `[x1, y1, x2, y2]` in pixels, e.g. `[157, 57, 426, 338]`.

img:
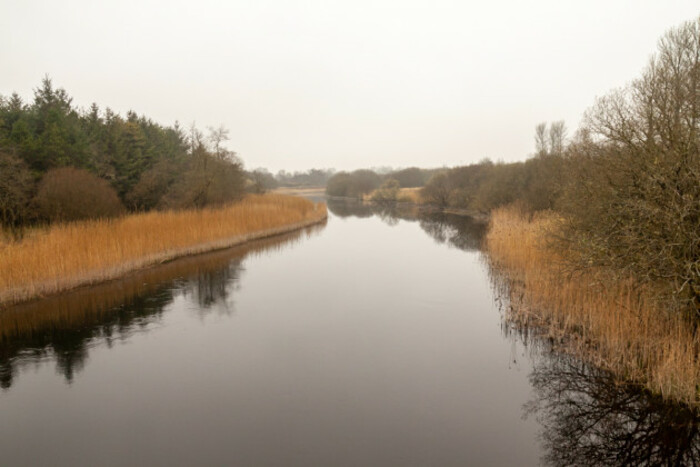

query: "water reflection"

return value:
[185, 259, 243, 317]
[325, 198, 375, 218]
[0, 224, 324, 389]
[526, 352, 700, 466]
[494, 275, 700, 465]
[327, 198, 486, 252]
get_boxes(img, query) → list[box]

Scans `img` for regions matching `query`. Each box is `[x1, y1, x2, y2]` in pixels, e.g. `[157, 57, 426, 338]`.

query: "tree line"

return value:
[325, 167, 439, 198]
[327, 17, 700, 316]
[0, 77, 246, 232]
[246, 167, 337, 193]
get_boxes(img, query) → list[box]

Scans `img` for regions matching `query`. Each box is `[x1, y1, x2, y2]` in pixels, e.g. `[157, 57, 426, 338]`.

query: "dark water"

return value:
[1, 199, 698, 466]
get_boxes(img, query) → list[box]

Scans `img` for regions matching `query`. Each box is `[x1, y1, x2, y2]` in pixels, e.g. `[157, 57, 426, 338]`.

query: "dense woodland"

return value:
[328, 18, 700, 316]
[0, 77, 247, 230]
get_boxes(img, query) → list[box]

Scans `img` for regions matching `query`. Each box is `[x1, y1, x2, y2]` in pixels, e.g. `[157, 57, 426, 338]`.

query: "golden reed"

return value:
[0, 194, 327, 307]
[486, 205, 700, 406]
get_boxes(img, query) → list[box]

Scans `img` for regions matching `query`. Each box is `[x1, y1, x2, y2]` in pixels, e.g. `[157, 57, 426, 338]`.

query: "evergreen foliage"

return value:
[0, 77, 245, 227]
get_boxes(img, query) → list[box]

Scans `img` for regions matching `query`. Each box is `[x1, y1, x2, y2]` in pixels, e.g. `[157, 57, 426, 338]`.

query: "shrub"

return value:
[370, 179, 400, 203]
[34, 167, 124, 222]
[421, 172, 452, 207]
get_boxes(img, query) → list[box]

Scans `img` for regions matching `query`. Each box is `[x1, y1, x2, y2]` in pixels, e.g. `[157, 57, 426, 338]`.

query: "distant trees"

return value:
[385, 167, 433, 188]
[275, 168, 335, 187]
[325, 167, 437, 200]
[418, 155, 562, 213]
[0, 78, 246, 230]
[326, 169, 382, 198]
[318, 17, 700, 318]
[535, 121, 567, 157]
[370, 178, 400, 203]
[246, 169, 278, 193]
[422, 172, 453, 207]
[410, 17, 700, 316]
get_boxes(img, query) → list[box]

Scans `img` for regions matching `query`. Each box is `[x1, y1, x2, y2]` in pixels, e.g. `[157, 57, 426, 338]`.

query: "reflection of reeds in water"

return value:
[0, 194, 327, 306]
[0, 222, 325, 344]
[486, 206, 700, 406]
[0, 222, 325, 388]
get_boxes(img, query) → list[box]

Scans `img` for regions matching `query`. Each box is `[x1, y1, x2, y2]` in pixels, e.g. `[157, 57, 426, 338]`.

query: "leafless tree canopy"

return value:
[561, 17, 700, 313]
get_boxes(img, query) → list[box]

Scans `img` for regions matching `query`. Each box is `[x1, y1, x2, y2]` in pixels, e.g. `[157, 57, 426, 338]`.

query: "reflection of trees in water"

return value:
[185, 259, 243, 317]
[526, 351, 700, 466]
[418, 212, 485, 251]
[327, 198, 486, 251]
[326, 198, 375, 218]
[0, 225, 322, 389]
[0, 288, 174, 388]
[487, 223, 700, 466]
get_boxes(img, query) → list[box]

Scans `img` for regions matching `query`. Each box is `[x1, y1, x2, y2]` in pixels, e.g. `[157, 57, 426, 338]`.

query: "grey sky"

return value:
[2, 1, 698, 172]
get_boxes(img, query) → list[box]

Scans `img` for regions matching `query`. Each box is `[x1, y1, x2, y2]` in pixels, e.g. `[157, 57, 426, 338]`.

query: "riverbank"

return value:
[0, 194, 327, 307]
[273, 186, 326, 197]
[486, 205, 700, 406]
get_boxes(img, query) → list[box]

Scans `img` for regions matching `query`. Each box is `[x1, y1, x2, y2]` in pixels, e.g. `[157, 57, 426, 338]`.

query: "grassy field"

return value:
[0, 194, 326, 307]
[486, 205, 700, 406]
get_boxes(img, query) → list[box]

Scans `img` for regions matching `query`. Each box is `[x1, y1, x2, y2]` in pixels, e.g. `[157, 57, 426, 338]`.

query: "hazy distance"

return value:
[2, 0, 698, 172]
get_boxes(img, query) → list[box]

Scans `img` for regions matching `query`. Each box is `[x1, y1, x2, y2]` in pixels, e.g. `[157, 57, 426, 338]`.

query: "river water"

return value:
[1, 199, 698, 466]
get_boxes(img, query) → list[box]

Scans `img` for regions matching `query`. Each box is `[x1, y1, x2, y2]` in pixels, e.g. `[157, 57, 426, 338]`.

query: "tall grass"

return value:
[486, 205, 700, 406]
[0, 194, 326, 306]
[361, 187, 424, 203]
[0, 222, 325, 344]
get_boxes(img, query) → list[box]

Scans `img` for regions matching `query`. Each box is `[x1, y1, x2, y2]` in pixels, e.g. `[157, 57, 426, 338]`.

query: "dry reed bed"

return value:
[486, 206, 700, 406]
[0, 194, 327, 307]
[0, 222, 325, 343]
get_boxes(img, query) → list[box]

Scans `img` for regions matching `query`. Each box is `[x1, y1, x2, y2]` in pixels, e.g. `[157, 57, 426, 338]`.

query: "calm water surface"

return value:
[1, 199, 698, 466]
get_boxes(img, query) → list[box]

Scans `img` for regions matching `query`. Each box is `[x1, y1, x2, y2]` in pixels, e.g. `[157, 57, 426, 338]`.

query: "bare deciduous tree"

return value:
[561, 17, 700, 314]
[548, 120, 567, 156]
[535, 122, 548, 156]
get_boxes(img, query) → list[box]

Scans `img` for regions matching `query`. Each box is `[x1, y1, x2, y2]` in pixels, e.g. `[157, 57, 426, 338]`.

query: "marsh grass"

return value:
[0, 194, 326, 306]
[486, 205, 700, 406]
[361, 187, 424, 204]
[397, 187, 423, 203]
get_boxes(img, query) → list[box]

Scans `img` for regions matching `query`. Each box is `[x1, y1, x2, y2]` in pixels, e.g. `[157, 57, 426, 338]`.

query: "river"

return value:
[0, 199, 698, 466]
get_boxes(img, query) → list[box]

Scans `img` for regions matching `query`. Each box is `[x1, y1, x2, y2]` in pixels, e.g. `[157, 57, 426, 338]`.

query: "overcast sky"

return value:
[2, 1, 698, 172]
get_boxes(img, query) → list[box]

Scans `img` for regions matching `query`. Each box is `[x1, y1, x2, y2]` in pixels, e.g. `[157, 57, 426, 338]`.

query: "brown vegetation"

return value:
[0, 194, 327, 307]
[0, 222, 324, 345]
[487, 206, 700, 406]
[0, 152, 34, 234]
[397, 187, 422, 204]
[369, 178, 400, 203]
[34, 167, 125, 222]
[559, 18, 700, 313]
